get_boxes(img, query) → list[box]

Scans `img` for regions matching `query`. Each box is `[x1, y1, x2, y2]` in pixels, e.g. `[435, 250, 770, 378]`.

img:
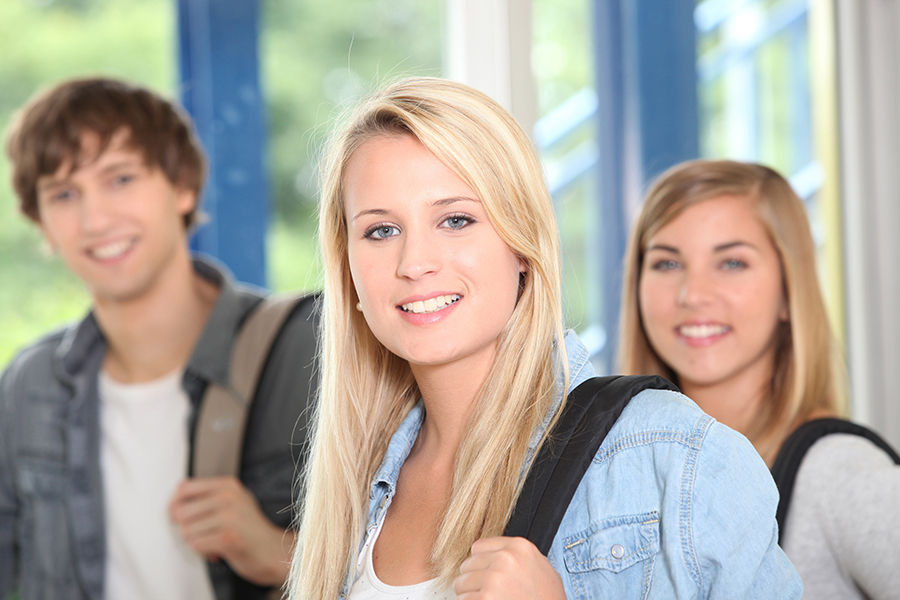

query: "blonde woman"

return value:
[620, 159, 900, 599]
[289, 79, 799, 600]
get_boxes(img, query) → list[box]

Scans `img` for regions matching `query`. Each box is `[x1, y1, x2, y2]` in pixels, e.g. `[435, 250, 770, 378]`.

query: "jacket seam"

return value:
[592, 430, 703, 464]
[680, 414, 713, 591]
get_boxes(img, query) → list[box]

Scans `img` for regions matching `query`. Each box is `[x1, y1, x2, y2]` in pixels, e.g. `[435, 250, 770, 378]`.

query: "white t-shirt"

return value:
[349, 511, 455, 600]
[99, 369, 216, 600]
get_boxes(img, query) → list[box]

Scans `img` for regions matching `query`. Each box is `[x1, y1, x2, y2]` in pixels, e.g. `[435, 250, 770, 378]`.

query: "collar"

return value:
[54, 255, 263, 388]
[369, 402, 425, 498]
[183, 256, 265, 387]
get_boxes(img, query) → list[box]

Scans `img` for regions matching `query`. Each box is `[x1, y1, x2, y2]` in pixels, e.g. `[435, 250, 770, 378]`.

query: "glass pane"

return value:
[261, 0, 444, 293]
[532, 0, 599, 337]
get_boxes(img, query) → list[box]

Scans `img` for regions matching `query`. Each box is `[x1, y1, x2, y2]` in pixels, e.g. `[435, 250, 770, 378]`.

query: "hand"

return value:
[169, 476, 295, 586]
[453, 537, 567, 600]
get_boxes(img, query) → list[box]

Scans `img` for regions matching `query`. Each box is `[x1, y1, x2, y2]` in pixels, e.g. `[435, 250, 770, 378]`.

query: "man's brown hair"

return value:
[4, 77, 206, 228]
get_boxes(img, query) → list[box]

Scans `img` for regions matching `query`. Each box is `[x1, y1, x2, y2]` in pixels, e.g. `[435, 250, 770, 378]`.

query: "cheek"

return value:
[638, 275, 668, 327]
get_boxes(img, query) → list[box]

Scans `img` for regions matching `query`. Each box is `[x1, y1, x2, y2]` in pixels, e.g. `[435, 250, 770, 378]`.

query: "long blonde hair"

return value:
[289, 77, 566, 599]
[618, 159, 846, 461]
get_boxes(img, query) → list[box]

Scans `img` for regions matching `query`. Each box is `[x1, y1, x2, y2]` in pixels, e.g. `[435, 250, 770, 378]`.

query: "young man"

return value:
[0, 78, 318, 600]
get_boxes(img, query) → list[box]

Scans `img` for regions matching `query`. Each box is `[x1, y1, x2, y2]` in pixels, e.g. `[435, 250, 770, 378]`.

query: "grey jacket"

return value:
[0, 259, 319, 600]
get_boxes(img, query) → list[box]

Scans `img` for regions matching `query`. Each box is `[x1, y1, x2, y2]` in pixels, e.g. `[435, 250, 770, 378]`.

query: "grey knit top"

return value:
[780, 433, 900, 599]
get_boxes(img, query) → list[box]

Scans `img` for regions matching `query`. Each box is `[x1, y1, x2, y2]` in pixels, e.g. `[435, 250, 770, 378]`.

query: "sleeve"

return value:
[690, 422, 802, 599]
[802, 435, 900, 599]
[0, 362, 20, 598]
[240, 293, 320, 530]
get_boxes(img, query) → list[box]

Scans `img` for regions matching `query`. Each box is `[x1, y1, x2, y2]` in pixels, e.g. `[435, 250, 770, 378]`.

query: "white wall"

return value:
[837, 0, 900, 448]
[444, 0, 537, 136]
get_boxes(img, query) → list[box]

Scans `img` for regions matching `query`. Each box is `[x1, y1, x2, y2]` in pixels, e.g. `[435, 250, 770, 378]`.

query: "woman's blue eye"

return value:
[652, 259, 680, 271]
[364, 224, 400, 240]
[441, 214, 474, 230]
[722, 259, 747, 270]
[113, 174, 135, 186]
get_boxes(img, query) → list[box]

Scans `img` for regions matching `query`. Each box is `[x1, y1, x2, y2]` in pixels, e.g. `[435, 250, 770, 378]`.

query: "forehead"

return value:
[650, 194, 772, 246]
[43, 128, 143, 181]
[343, 134, 475, 213]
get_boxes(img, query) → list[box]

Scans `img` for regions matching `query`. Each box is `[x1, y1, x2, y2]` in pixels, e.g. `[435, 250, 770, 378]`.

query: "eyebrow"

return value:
[37, 158, 141, 193]
[350, 195, 480, 222]
[645, 240, 758, 254]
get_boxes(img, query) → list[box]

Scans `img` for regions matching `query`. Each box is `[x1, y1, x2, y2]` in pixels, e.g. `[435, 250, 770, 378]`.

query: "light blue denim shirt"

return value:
[351, 331, 801, 599]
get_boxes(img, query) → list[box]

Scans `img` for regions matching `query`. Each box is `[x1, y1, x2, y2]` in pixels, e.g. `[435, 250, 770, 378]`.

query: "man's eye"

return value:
[51, 189, 75, 203]
[441, 214, 474, 230]
[113, 174, 135, 186]
[364, 224, 400, 240]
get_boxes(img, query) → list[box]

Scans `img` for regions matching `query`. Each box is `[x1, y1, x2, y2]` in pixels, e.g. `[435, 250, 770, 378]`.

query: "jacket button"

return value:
[610, 544, 625, 559]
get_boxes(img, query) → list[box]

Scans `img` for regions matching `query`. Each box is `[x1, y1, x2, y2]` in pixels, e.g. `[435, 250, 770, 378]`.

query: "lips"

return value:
[400, 294, 461, 314]
[88, 238, 135, 260]
[677, 323, 731, 339]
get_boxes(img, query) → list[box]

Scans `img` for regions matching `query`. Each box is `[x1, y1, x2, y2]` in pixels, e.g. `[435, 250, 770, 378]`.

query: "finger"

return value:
[470, 536, 513, 555]
[171, 492, 225, 527]
[174, 475, 239, 499]
[459, 549, 496, 575]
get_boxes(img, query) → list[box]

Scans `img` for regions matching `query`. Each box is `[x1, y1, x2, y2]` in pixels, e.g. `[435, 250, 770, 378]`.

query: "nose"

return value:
[677, 268, 714, 307]
[78, 187, 114, 233]
[396, 229, 440, 280]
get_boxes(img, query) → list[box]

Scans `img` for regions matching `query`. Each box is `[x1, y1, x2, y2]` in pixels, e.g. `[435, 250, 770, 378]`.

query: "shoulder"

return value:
[1, 325, 70, 400]
[600, 388, 777, 509]
[551, 388, 798, 598]
[258, 291, 320, 365]
[783, 431, 900, 598]
[792, 431, 900, 522]
[601, 387, 714, 452]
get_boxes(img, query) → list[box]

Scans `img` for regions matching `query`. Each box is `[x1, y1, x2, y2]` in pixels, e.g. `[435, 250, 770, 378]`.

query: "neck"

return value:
[408, 345, 496, 460]
[679, 364, 771, 439]
[95, 254, 219, 383]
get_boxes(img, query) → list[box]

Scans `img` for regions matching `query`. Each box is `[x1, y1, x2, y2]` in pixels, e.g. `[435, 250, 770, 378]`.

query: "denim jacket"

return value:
[352, 331, 801, 599]
[0, 258, 320, 600]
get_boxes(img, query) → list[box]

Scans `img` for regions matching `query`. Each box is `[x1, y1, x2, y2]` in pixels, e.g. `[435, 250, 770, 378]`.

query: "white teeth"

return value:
[90, 239, 134, 260]
[401, 294, 460, 314]
[679, 324, 730, 338]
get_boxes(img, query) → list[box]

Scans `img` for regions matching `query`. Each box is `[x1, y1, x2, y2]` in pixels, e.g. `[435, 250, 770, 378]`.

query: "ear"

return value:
[518, 257, 528, 274]
[175, 187, 197, 216]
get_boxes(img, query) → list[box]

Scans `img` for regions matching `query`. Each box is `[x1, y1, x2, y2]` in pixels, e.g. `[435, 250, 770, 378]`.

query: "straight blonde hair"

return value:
[288, 77, 566, 599]
[618, 159, 846, 462]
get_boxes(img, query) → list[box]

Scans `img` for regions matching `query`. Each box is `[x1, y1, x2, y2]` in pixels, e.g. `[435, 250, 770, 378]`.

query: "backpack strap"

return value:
[771, 417, 900, 541]
[192, 293, 309, 478]
[504, 374, 679, 555]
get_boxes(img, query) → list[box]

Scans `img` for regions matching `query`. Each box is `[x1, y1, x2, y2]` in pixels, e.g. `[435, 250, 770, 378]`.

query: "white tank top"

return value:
[99, 369, 216, 600]
[348, 512, 455, 600]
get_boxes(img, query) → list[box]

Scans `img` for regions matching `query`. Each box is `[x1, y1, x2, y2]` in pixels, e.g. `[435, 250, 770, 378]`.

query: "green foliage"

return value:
[260, 0, 442, 292]
[0, 0, 173, 366]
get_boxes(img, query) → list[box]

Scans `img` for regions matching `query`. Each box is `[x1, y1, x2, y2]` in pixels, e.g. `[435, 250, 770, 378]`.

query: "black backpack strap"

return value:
[504, 374, 679, 555]
[771, 418, 900, 542]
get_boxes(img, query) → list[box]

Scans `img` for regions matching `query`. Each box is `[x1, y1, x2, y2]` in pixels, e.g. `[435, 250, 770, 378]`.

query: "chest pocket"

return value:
[18, 457, 79, 584]
[562, 511, 660, 600]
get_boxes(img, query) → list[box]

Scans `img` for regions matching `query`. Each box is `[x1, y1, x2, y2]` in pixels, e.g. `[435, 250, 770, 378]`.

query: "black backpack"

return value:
[504, 375, 679, 554]
[770, 417, 900, 543]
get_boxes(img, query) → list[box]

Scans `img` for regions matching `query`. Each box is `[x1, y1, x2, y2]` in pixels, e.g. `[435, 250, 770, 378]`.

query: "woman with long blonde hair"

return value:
[620, 159, 900, 599]
[289, 80, 799, 600]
